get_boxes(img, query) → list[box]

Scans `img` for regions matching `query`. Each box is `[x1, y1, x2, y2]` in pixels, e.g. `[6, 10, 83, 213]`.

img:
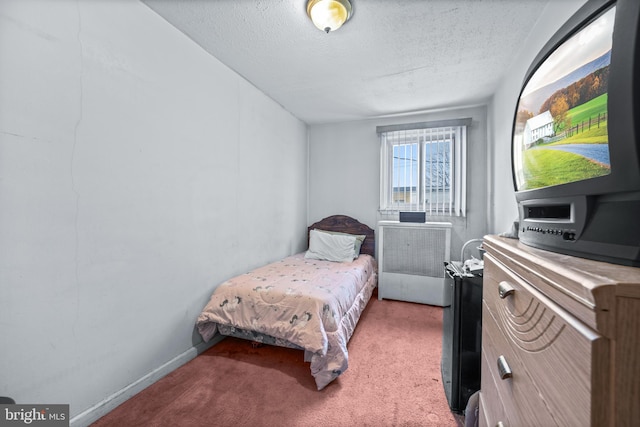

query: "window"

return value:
[378, 119, 470, 216]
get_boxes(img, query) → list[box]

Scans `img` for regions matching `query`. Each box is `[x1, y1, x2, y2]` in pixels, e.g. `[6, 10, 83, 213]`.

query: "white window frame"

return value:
[377, 118, 470, 217]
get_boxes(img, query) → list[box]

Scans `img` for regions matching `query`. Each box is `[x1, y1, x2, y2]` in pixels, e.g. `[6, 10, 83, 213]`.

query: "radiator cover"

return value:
[377, 221, 452, 306]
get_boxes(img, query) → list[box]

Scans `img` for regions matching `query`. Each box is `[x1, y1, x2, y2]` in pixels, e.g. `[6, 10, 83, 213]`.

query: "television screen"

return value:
[513, 6, 616, 191]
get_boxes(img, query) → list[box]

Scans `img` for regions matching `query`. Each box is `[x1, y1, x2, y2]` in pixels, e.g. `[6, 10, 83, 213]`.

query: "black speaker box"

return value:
[399, 211, 426, 223]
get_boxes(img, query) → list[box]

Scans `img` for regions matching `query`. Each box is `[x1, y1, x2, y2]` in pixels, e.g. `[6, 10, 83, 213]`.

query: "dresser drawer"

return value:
[479, 340, 511, 427]
[483, 254, 609, 426]
[482, 305, 556, 426]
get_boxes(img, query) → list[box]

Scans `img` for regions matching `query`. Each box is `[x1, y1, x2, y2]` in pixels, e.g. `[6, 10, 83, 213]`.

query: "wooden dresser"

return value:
[479, 235, 640, 426]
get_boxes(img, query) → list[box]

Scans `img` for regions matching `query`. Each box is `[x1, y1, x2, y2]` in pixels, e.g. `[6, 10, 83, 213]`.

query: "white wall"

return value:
[0, 1, 307, 423]
[308, 105, 488, 261]
[487, 0, 588, 234]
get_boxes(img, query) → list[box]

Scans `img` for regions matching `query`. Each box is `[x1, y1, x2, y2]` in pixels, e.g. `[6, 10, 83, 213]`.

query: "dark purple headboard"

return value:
[307, 215, 375, 257]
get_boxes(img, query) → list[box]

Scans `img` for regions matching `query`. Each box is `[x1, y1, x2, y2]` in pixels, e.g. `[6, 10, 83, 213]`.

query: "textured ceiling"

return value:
[142, 0, 553, 124]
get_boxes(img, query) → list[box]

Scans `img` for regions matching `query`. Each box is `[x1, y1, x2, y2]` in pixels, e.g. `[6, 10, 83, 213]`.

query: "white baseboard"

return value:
[70, 337, 222, 427]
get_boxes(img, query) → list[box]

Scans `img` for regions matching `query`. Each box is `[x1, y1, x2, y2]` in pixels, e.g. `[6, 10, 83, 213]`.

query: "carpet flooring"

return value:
[92, 294, 458, 427]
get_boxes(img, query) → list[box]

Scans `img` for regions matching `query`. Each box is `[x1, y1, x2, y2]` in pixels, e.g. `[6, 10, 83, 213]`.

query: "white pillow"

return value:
[305, 229, 356, 263]
[314, 229, 366, 258]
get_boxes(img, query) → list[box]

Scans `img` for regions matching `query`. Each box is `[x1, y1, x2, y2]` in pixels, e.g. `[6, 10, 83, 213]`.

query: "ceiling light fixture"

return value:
[306, 0, 353, 33]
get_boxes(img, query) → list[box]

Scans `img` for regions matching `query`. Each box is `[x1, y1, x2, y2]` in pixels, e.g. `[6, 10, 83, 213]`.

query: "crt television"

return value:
[512, 0, 640, 266]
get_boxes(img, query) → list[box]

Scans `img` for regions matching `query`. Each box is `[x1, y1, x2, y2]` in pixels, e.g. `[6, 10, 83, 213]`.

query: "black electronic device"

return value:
[441, 262, 483, 413]
[399, 211, 426, 223]
[512, 0, 640, 266]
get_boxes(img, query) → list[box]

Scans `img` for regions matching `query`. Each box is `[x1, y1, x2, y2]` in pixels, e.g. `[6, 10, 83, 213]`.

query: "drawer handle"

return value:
[498, 281, 515, 299]
[497, 355, 512, 380]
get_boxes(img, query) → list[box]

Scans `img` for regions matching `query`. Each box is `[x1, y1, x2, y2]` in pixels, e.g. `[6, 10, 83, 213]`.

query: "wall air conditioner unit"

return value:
[377, 221, 452, 306]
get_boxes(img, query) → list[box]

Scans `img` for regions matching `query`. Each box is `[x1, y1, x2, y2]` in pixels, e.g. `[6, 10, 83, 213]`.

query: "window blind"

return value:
[378, 119, 469, 216]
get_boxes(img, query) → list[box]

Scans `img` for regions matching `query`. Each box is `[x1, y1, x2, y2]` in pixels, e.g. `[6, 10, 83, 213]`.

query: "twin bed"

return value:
[196, 215, 377, 390]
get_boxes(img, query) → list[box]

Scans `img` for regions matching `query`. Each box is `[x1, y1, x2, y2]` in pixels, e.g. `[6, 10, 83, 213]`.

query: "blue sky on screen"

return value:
[522, 5, 615, 97]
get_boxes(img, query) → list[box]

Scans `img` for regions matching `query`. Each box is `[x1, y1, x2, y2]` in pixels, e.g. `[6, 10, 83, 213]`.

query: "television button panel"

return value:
[524, 226, 575, 241]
